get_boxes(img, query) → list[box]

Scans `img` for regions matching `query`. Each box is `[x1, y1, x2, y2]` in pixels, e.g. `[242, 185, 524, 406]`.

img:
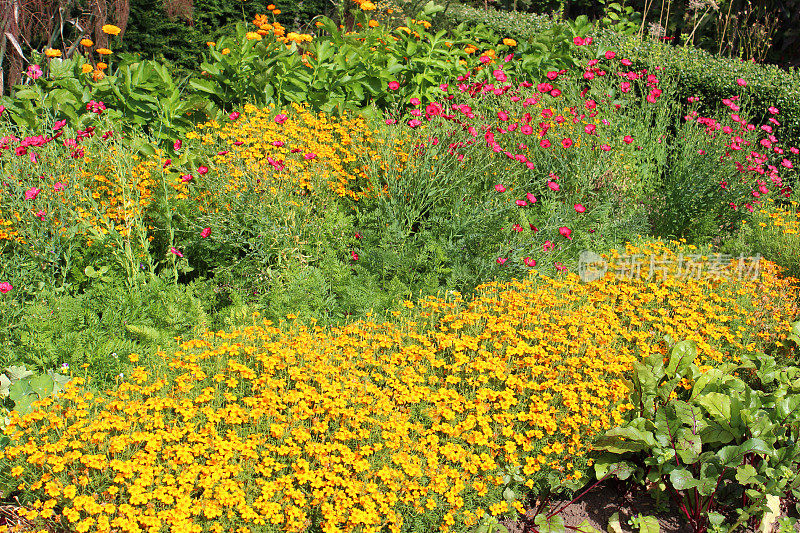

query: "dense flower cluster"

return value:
[3, 244, 796, 532]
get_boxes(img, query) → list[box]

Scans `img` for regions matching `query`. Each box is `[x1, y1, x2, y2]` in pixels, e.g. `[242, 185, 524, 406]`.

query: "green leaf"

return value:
[607, 512, 623, 533]
[697, 392, 732, 423]
[576, 520, 602, 533]
[666, 340, 698, 376]
[29, 374, 54, 399]
[735, 464, 758, 484]
[534, 513, 565, 533]
[670, 468, 700, 490]
[636, 516, 661, 533]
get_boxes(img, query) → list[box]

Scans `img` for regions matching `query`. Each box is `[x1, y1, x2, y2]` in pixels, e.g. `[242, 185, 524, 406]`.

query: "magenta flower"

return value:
[494, 184, 506, 192]
[559, 226, 572, 239]
[27, 65, 43, 80]
[547, 181, 560, 192]
[736, 78, 747, 87]
[512, 224, 523, 232]
[561, 138, 573, 149]
[198, 166, 209, 175]
[575, 204, 586, 213]
[388, 81, 400, 90]
[174, 139, 182, 151]
[351, 251, 359, 261]
[0, 282, 12, 294]
[229, 112, 241, 121]
[515, 199, 527, 207]
[623, 135, 634, 144]
[169, 247, 184, 258]
[543, 240, 554, 252]
[275, 114, 288, 124]
[25, 187, 41, 200]
[540, 139, 551, 148]
[526, 192, 537, 204]
[523, 257, 536, 267]
[408, 119, 422, 128]
[496, 257, 507, 265]
[201, 227, 212, 238]
[604, 50, 616, 59]
[53, 182, 65, 192]
[304, 152, 316, 160]
[181, 174, 193, 183]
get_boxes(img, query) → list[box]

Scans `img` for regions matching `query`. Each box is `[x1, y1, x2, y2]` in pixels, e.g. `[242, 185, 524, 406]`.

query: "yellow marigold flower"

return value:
[222, 48, 230, 54]
[45, 48, 62, 58]
[368, 19, 379, 27]
[503, 38, 517, 46]
[92, 69, 104, 81]
[206, 41, 216, 47]
[267, 3, 276, 9]
[360, 1, 376, 10]
[273, 8, 281, 14]
[102, 24, 122, 36]
[81, 63, 93, 74]
[96, 61, 107, 70]
[246, 31, 262, 40]
[96, 48, 112, 55]
[80, 38, 94, 47]
[315, 20, 324, 27]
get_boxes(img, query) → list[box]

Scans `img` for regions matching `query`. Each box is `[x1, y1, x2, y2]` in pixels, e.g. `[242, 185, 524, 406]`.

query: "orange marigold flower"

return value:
[96, 48, 112, 55]
[45, 48, 62, 58]
[246, 32, 262, 40]
[80, 38, 94, 47]
[267, 4, 276, 9]
[272, 8, 281, 14]
[102, 24, 122, 36]
[81, 63, 93, 74]
[503, 38, 517, 46]
[97, 62, 108, 70]
[368, 19, 379, 27]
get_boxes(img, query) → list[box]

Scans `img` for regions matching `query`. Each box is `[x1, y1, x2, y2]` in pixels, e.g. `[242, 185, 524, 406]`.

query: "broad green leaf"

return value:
[534, 513, 565, 533]
[670, 468, 700, 490]
[607, 512, 623, 533]
[701, 421, 736, 445]
[666, 340, 697, 376]
[29, 374, 54, 399]
[5, 366, 34, 381]
[575, 520, 601, 533]
[735, 464, 758, 484]
[636, 516, 660, 533]
[675, 428, 702, 464]
[697, 392, 732, 423]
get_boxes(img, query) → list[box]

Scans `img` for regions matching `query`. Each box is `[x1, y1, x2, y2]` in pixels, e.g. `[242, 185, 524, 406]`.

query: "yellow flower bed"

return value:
[3, 243, 797, 533]
[189, 103, 387, 203]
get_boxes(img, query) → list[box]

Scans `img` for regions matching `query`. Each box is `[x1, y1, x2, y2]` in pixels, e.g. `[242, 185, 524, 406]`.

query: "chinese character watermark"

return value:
[578, 252, 762, 283]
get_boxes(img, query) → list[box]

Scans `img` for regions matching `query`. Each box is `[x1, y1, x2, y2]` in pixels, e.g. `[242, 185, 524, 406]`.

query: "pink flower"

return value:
[229, 112, 241, 121]
[496, 257, 507, 264]
[604, 50, 616, 59]
[181, 174, 193, 183]
[493, 69, 507, 82]
[35, 210, 46, 221]
[169, 247, 184, 258]
[497, 110, 509, 121]
[550, 89, 561, 97]
[781, 159, 793, 169]
[174, 140, 182, 151]
[523, 257, 536, 267]
[0, 282, 12, 294]
[27, 65, 43, 80]
[163, 159, 172, 168]
[515, 199, 527, 207]
[479, 55, 491, 64]
[304, 152, 316, 160]
[768, 106, 779, 115]
[736, 78, 747, 87]
[29, 152, 38, 164]
[547, 181, 560, 192]
[561, 138, 573, 149]
[546, 71, 559, 81]
[555, 262, 567, 272]
[53, 182, 65, 191]
[410, 97, 421, 105]
[600, 144, 612, 151]
[559, 226, 572, 239]
[201, 227, 212, 238]
[385, 118, 397, 125]
[526, 192, 537, 204]
[197, 166, 209, 175]
[540, 139, 551, 148]
[351, 251, 359, 261]
[53, 120, 67, 131]
[512, 223, 523, 232]
[521, 124, 533, 135]
[574, 203, 586, 213]
[494, 184, 506, 192]
[543, 240, 554, 252]
[621, 81, 631, 93]
[573, 36, 585, 45]
[408, 119, 422, 128]
[274, 114, 288, 124]
[584, 124, 596, 135]
[388, 81, 400, 90]
[25, 187, 41, 200]
[621, 59, 632, 66]
[440, 83, 448, 91]
[623, 135, 634, 144]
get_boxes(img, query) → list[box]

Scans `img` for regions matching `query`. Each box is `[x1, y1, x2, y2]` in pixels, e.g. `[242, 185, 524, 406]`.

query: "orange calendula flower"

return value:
[45, 48, 62, 58]
[221, 48, 230, 55]
[102, 24, 121, 35]
[360, 1, 376, 9]
[81, 63, 93, 73]
[96, 62, 108, 70]
[92, 69, 104, 81]
[368, 19, 379, 27]
[207, 41, 216, 47]
[272, 8, 281, 14]
[503, 38, 517, 46]
[267, 4, 275, 9]
[245, 32, 262, 40]
[96, 48, 112, 55]
[80, 38, 94, 47]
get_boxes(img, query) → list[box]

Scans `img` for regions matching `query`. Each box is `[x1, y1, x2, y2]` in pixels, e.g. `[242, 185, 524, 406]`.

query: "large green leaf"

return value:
[666, 340, 698, 376]
[697, 392, 732, 424]
[670, 468, 700, 490]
